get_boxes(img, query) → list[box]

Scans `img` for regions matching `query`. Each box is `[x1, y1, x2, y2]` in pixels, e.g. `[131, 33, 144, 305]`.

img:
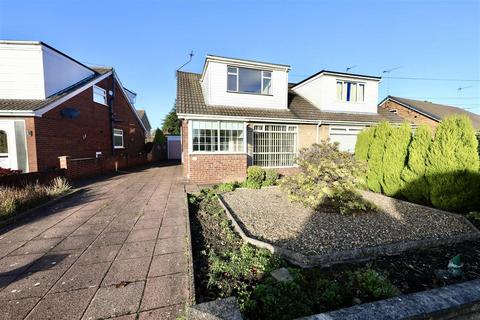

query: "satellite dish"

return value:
[60, 108, 80, 119]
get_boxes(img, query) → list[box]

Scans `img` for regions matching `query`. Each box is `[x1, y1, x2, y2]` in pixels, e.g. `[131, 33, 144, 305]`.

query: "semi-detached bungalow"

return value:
[176, 55, 403, 184]
[0, 41, 147, 177]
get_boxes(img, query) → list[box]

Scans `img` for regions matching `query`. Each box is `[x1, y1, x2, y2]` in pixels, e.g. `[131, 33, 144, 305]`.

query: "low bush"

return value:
[214, 181, 240, 193]
[280, 141, 375, 215]
[262, 169, 279, 187]
[0, 167, 22, 176]
[245, 166, 265, 189]
[349, 269, 398, 300]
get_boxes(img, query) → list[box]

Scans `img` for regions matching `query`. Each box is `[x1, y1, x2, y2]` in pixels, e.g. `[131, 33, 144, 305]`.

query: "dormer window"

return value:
[336, 81, 365, 102]
[227, 66, 272, 95]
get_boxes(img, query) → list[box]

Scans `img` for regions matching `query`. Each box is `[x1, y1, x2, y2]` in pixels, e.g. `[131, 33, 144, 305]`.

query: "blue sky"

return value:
[1, 0, 479, 128]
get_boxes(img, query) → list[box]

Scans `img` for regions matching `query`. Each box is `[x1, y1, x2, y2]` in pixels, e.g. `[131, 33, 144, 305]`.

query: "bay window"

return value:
[336, 81, 365, 102]
[227, 66, 272, 95]
[191, 120, 244, 153]
[253, 124, 297, 167]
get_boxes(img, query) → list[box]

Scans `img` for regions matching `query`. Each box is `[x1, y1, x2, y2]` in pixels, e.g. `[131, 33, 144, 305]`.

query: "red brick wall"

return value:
[181, 119, 247, 184]
[380, 100, 439, 129]
[31, 75, 146, 171]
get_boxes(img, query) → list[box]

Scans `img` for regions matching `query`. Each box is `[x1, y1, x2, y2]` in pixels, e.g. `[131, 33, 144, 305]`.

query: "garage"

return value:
[328, 126, 365, 152]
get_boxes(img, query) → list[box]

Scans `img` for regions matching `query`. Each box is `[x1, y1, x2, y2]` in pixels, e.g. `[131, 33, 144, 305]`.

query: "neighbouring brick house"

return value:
[379, 96, 480, 130]
[136, 109, 153, 141]
[176, 55, 404, 184]
[0, 41, 147, 177]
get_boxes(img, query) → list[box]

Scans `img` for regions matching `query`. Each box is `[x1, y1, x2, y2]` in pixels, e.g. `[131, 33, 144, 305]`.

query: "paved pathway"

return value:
[0, 164, 191, 320]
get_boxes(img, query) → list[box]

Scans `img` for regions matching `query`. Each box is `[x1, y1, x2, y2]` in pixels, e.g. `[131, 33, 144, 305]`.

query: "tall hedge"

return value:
[381, 123, 412, 196]
[355, 127, 375, 162]
[426, 115, 480, 212]
[366, 122, 392, 193]
[400, 125, 433, 204]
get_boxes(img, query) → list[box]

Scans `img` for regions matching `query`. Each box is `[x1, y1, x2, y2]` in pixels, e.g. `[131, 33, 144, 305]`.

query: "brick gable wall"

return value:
[380, 100, 439, 129]
[31, 75, 146, 171]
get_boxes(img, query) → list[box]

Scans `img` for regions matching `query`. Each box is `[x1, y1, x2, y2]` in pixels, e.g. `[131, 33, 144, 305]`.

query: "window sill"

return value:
[114, 147, 125, 149]
[227, 91, 273, 97]
[189, 151, 246, 155]
[94, 101, 108, 106]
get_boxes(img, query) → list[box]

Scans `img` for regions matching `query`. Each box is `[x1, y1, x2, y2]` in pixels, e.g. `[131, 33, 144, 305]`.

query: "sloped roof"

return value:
[176, 71, 403, 124]
[136, 109, 152, 130]
[0, 67, 112, 112]
[384, 96, 480, 129]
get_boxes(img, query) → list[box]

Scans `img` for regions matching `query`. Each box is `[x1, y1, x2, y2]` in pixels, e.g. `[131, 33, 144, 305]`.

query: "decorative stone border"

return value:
[0, 188, 85, 230]
[298, 279, 480, 320]
[183, 185, 197, 306]
[217, 194, 480, 267]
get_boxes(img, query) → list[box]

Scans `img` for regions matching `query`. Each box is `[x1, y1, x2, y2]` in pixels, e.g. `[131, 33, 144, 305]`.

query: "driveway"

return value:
[0, 164, 191, 320]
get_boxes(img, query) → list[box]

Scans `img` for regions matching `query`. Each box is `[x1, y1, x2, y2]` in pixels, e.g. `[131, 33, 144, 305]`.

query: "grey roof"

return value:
[385, 96, 480, 129]
[0, 67, 112, 112]
[136, 109, 152, 130]
[176, 71, 403, 124]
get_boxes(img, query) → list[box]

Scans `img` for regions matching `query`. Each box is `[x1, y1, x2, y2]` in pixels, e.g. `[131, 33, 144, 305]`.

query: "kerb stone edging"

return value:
[297, 279, 480, 320]
[217, 194, 480, 268]
[183, 185, 196, 306]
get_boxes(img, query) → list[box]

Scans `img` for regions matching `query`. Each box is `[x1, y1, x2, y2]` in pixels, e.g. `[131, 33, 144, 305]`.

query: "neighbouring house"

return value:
[176, 55, 403, 184]
[136, 109, 153, 141]
[0, 40, 147, 177]
[379, 96, 480, 130]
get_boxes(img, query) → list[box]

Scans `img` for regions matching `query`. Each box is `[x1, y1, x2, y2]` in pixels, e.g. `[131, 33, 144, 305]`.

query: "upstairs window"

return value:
[336, 81, 365, 102]
[113, 129, 124, 149]
[93, 85, 107, 105]
[227, 66, 272, 95]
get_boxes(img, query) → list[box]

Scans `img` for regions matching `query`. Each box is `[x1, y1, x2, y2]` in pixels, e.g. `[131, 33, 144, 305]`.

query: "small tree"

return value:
[366, 122, 392, 193]
[161, 108, 181, 135]
[280, 141, 375, 215]
[354, 127, 375, 162]
[153, 128, 166, 145]
[400, 125, 432, 204]
[426, 115, 480, 212]
[381, 123, 412, 196]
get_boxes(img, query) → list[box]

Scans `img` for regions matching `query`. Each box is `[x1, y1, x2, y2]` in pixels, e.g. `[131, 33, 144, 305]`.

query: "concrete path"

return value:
[0, 164, 191, 320]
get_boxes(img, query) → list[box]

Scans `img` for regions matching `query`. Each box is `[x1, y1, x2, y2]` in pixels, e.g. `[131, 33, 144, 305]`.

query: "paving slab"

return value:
[126, 228, 158, 242]
[0, 254, 44, 275]
[82, 281, 145, 320]
[52, 235, 97, 252]
[91, 231, 129, 247]
[140, 273, 189, 311]
[10, 239, 62, 256]
[116, 241, 155, 260]
[102, 257, 150, 286]
[0, 297, 40, 320]
[76, 244, 121, 265]
[154, 236, 186, 255]
[139, 304, 185, 320]
[0, 269, 63, 300]
[51, 262, 110, 293]
[25, 287, 97, 320]
[149, 252, 187, 277]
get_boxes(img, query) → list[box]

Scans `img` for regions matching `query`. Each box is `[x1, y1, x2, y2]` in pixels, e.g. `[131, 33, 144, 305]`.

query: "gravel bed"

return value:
[221, 187, 478, 256]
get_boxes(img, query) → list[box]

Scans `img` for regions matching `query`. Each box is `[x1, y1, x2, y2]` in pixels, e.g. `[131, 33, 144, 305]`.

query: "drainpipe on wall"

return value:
[316, 120, 323, 143]
[108, 70, 116, 156]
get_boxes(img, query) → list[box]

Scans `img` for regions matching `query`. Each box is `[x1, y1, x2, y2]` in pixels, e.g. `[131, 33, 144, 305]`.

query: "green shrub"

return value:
[245, 166, 265, 189]
[0, 183, 50, 218]
[426, 115, 480, 212]
[349, 269, 398, 300]
[280, 141, 375, 215]
[314, 278, 350, 309]
[355, 127, 375, 162]
[262, 169, 279, 187]
[47, 177, 72, 196]
[400, 125, 433, 204]
[246, 271, 312, 320]
[381, 123, 412, 196]
[366, 122, 392, 193]
[214, 181, 239, 193]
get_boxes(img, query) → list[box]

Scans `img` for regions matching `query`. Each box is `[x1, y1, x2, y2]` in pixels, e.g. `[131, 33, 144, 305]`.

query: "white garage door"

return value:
[329, 126, 364, 152]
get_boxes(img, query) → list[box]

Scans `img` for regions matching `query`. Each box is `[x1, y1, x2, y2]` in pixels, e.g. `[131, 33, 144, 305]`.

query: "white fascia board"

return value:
[0, 111, 36, 117]
[177, 113, 317, 124]
[112, 70, 147, 133]
[34, 71, 113, 117]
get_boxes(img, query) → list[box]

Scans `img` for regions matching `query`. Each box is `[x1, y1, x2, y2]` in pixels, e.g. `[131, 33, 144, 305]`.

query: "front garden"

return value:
[188, 115, 480, 319]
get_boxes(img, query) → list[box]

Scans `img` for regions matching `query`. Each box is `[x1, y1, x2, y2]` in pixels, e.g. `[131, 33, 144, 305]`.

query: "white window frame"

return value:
[188, 120, 247, 154]
[113, 129, 124, 149]
[93, 85, 107, 106]
[252, 123, 298, 168]
[336, 80, 365, 103]
[227, 66, 272, 95]
[0, 130, 8, 156]
[329, 126, 365, 135]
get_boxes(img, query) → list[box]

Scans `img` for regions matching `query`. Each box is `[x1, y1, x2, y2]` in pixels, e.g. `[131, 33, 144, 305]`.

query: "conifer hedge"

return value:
[426, 116, 480, 212]
[354, 127, 375, 162]
[366, 122, 392, 193]
[381, 123, 412, 196]
[400, 125, 432, 204]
